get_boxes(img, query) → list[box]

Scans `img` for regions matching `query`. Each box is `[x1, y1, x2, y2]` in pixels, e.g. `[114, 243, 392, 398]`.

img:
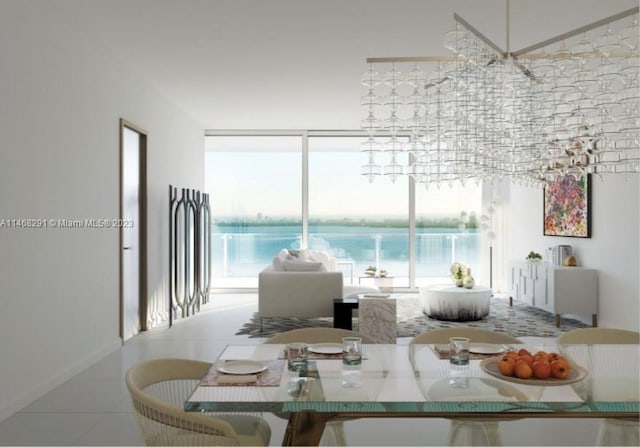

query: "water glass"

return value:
[342, 337, 363, 365]
[449, 337, 470, 366]
[286, 342, 308, 372]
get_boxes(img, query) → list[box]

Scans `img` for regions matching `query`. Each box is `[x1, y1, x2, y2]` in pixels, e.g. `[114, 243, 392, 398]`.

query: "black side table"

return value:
[333, 298, 359, 330]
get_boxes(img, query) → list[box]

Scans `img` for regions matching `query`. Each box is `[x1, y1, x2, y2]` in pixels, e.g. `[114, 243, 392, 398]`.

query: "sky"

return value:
[204, 136, 481, 219]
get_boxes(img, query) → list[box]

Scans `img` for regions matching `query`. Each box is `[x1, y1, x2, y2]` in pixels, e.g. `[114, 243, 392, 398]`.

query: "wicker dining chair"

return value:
[557, 327, 640, 345]
[410, 327, 524, 345]
[558, 327, 640, 446]
[264, 327, 374, 446]
[125, 358, 271, 446]
[410, 328, 523, 446]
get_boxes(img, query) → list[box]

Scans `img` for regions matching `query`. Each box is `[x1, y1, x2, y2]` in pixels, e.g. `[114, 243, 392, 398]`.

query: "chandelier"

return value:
[361, 6, 640, 187]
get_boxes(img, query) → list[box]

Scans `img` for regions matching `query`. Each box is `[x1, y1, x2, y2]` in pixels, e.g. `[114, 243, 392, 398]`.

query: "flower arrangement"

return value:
[450, 262, 474, 288]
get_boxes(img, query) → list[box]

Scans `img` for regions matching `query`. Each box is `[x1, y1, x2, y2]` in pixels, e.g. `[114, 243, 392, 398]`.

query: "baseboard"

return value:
[0, 337, 122, 423]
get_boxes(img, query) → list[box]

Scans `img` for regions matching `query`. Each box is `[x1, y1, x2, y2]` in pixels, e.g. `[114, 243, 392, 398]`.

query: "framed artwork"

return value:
[543, 174, 591, 238]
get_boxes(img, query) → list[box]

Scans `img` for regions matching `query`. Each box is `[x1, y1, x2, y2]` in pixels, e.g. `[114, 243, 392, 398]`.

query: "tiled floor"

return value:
[0, 294, 606, 446]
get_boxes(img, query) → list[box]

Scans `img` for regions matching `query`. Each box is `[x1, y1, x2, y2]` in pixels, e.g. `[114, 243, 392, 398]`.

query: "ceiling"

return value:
[47, 0, 639, 130]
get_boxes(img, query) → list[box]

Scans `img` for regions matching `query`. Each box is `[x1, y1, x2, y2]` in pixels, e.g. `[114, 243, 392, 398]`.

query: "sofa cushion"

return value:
[282, 259, 326, 272]
[272, 249, 290, 271]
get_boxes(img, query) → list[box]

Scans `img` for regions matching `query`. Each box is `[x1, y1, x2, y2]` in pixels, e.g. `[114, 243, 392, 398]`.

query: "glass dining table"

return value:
[185, 343, 639, 446]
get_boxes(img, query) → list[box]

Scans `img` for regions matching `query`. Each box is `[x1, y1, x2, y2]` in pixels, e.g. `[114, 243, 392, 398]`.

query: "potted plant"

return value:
[526, 251, 543, 263]
[365, 265, 377, 276]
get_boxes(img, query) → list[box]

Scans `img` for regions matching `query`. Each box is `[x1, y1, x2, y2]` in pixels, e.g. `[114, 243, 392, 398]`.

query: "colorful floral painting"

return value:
[543, 175, 591, 238]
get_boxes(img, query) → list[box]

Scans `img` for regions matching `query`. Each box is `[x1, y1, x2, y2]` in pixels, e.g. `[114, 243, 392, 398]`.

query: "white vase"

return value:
[463, 274, 475, 289]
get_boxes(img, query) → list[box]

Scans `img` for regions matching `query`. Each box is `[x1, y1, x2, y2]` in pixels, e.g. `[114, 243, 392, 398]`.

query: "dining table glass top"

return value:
[185, 343, 639, 416]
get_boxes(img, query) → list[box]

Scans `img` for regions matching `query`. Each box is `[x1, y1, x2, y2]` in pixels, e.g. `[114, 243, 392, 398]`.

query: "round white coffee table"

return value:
[419, 284, 492, 321]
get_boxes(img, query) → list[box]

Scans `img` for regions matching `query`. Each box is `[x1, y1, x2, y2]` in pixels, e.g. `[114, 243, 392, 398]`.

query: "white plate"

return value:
[469, 343, 508, 355]
[216, 360, 267, 375]
[309, 343, 343, 355]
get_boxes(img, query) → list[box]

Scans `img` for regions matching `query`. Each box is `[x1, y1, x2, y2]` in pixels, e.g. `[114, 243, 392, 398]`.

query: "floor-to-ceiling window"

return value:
[205, 131, 482, 290]
[414, 183, 481, 287]
[308, 136, 409, 287]
[205, 135, 302, 288]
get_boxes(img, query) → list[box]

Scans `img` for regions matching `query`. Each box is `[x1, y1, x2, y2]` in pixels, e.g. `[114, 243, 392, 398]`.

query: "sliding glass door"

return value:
[414, 183, 481, 287]
[205, 131, 482, 290]
[308, 136, 409, 287]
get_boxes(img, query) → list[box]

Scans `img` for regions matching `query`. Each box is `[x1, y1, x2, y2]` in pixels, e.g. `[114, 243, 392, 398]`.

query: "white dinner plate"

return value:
[216, 360, 267, 375]
[469, 343, 508, 355]
[309, 343, 343, 355]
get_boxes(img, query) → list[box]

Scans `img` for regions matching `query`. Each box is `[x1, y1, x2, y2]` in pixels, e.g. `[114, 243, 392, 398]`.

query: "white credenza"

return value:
[508, 261, 598, 327]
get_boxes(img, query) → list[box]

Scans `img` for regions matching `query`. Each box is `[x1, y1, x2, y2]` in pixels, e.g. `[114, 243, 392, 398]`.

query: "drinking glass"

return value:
[342, 337, 363, 366]
[449, 337, 470, 366]
[286, 342, 308, 372]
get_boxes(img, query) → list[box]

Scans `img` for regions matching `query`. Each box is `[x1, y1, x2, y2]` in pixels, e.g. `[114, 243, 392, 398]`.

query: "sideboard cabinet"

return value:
[508, 261, 598, 327]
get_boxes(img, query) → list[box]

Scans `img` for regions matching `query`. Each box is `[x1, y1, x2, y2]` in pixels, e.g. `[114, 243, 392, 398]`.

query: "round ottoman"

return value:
[420, 284, 492, 321]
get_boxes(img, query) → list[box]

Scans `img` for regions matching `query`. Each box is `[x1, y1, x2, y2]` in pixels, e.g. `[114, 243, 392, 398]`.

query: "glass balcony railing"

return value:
[210, 228, 480, 289]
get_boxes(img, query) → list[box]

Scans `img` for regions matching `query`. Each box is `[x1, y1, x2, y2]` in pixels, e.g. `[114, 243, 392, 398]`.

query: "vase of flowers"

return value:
[450, 262, 465, 287]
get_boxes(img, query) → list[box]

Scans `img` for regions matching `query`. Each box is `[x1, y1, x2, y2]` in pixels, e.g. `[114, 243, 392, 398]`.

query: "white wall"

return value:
[0, 2, 203, 421]
[506, 176, 639, 331]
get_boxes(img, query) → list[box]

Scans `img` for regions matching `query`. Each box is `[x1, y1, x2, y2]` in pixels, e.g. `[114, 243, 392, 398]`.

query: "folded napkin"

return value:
[214, 374, 257, 385]
[279, 350, 343, 360]
[431, 344, 498, 360]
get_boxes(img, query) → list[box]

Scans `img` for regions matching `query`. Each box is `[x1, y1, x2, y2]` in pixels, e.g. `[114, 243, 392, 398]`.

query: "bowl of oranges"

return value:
[480, 348, 587, 386]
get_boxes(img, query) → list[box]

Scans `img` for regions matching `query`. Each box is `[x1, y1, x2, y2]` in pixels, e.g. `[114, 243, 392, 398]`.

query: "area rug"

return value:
[235, 294, 589, 339]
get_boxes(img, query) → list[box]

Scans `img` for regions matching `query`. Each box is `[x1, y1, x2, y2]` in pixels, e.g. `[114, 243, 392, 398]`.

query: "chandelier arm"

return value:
[511, 6, 639, 57]
[453, 12, 506, 58]
[366, 56, 460, 63]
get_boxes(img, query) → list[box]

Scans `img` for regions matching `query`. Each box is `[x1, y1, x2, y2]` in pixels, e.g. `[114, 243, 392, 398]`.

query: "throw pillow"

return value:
[298, 248, 312, 261]
[273, 249, 290, 271]
[282, 259, 325, 272]
[309, 250, 329, 266]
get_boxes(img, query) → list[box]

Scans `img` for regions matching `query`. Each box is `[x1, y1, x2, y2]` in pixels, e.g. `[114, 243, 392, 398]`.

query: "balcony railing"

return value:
[210, 229, 480, 289]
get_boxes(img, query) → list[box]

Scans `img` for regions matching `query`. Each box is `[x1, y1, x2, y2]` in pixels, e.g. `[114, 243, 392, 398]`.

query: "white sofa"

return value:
[258, 249, 379, 330]
[259, 265, 343, 317]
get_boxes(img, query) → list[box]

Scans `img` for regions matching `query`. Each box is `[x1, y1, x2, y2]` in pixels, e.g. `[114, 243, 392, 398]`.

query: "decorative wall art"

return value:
[543, 175, 591, 238]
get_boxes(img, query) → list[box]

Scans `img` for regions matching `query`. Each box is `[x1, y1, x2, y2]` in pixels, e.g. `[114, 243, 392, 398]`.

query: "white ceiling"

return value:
[52, 0, 639, 129]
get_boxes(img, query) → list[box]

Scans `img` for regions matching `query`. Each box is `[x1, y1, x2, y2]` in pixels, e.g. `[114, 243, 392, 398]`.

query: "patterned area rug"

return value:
[235, 294, 589, 339]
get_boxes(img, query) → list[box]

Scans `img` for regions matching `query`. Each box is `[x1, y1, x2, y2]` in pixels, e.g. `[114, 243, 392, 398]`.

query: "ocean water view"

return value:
[211, 223, 480, 287]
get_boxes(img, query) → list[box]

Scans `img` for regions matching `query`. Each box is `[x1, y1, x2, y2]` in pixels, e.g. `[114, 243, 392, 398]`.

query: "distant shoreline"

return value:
[213, 219, 478, 230]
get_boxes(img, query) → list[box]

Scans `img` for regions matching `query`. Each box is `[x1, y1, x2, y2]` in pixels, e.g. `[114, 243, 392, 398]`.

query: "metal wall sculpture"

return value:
[169, 185, 212, 326]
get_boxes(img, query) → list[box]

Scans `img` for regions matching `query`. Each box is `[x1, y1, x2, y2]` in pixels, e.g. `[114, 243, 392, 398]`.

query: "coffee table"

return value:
[420, 284, 492, 321]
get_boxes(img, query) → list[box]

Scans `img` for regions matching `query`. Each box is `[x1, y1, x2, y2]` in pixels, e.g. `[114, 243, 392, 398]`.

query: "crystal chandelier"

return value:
[361, 6, 640, 187]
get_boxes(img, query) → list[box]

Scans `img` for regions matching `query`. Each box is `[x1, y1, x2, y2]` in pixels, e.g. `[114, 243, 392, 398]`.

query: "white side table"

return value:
[420, 284, 492, 321]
